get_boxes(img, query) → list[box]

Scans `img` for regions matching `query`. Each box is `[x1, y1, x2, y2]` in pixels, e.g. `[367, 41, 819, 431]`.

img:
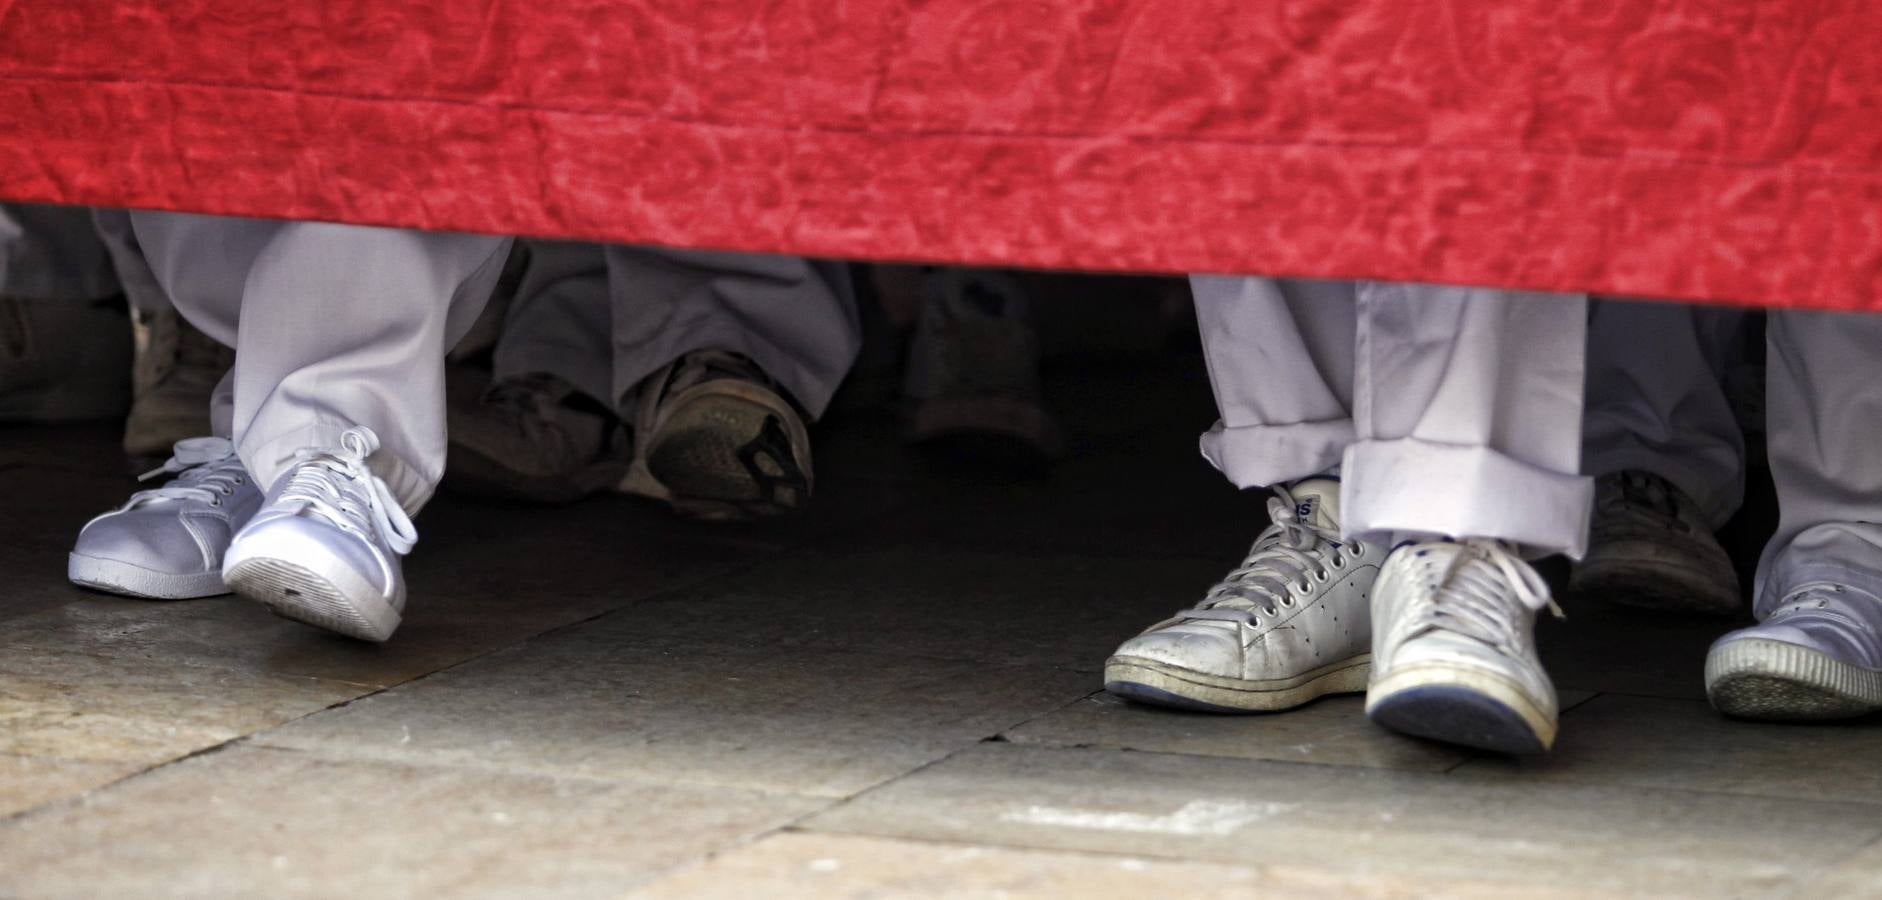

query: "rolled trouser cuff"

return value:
[1199, 417, 1356, 490]
[1341, 437, 1592, 558]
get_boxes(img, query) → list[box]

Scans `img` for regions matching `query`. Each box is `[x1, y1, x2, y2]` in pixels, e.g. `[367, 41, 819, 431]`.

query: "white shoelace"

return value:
[123, 436, 247, 508]
[277, 427, 417, 555]
[1179, 484, 1345, 627]
[1390, 539, 1562, 654]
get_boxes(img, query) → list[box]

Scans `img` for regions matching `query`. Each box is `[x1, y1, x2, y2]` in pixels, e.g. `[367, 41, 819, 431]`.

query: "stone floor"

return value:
[2, 353, 1879, 899]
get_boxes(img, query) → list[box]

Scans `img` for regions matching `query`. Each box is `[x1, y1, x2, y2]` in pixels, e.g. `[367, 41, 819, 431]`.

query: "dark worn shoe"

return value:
[446, 370, 628, 504]
[618, 350, 812, 522]
[1570, 470, 1741, 615]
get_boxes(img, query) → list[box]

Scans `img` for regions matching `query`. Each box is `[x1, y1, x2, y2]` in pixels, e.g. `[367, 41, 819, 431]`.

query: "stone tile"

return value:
[256, 631, 1094, 797]
[432, 463, 911, 559]
[0, 753, 139, 818]
[627, 831, 1587, 900]
[1457, 694, 1882, 805]
[1804, 837, 1882, 898]
[1536, 603, 1724, 700]
[0, 423, 132, 476]
[856, 447, 1264, 563]
[0, 464, 138, 624]
[12, 519, 766, 691]
[0, 745, 826, 900]
[1005, 693, 1468, 772]
[804, 744, 1878, 897]
[0, 641, 358, 764]
[594, 546, 1220, 672]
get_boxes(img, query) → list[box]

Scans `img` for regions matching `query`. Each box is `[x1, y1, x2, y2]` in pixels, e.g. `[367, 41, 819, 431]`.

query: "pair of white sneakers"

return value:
[1105, 478, 1882, 754]
[69, 428, 414, 642]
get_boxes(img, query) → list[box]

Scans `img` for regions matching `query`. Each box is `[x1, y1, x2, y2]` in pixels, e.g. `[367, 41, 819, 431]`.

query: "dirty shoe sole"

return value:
[635, 387, 811, 521]
[1706, 638, 1882, 721]
[1366, 665, 1556, 754]
[225, 553, 401, 643]
[1569, 555, 1739, 616]
[1104, 654, 1371, 713]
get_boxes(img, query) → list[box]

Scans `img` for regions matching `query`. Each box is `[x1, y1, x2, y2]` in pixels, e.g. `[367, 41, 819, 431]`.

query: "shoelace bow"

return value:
[1181, 484, 1344, 627]
[277, 427, 417, 555]
[1396, 540, 1563, 653]
[125, 436, 246, 508]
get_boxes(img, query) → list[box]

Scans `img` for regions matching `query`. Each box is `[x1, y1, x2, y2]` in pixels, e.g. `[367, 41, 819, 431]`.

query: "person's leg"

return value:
[1106, 276, 1382, 713]
[0, 203, 119, 302]
[1342, 282, 1591, 554]
[0, 203, 131, 421]
[91, 208, 235, 458]
[1572, 298, 1747, 613]
[447, 240, 626, 501]
[605, 245, 861, 519]
[490, 241, 614, 405]
[120, 212, 511, 639]
[603, 245, 860, 417]
[1347, 282, 1589, 755]
[1706, 309, 1882, 718]
[1193, 275, 1358, 488]
[1582, 298, 1747, 521]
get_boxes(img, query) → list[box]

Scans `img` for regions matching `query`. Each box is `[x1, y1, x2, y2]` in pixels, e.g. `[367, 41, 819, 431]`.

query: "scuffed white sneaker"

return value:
[1104, 479, 1383, 712]
[222, 427, 415, 642]
[1706, 583, 1882, 721]
[69, 437, 259, 599]
[1366, 540, 1563, 754]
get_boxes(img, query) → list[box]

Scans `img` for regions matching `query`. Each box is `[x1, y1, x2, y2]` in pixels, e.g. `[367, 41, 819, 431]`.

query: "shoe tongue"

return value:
[1285, 478, 1342, 531]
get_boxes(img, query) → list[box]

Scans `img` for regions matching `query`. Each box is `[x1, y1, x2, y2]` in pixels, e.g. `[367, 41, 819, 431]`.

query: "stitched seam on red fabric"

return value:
[4, 71, 1879, 181]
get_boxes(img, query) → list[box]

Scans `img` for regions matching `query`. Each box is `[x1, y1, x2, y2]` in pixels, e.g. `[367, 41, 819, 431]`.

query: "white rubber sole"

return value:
[1366, 662, 1558, 754]
[1706, 637, 1882, 721]
[1104, 653, 1371, 712]
[67, 552, 228, 600]
[223, 533, 402, 643]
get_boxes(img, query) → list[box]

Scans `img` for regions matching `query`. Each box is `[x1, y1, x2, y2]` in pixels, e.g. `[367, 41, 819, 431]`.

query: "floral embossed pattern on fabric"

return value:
[2, 1, 1878, 307]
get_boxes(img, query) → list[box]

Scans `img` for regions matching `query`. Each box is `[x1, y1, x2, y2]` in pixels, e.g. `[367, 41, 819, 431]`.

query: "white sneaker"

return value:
[69, 437, 259, 599]
[1366, 540, 1563, 754]
[1705, 583, 1882, 720]
[1104, 479, 1383, 711]
[222, 427, 416, 642]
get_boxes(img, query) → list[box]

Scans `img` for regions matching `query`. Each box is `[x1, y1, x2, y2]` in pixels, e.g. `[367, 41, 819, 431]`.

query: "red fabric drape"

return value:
[4, 2, 1879, 309]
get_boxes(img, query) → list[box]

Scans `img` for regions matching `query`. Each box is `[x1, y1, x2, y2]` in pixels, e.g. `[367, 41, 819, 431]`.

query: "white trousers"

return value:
[1195, 277, 1592, 557]
[493, 241, 860, 418]
[0, 203, 119, 302]
[127, 212, 512, 513]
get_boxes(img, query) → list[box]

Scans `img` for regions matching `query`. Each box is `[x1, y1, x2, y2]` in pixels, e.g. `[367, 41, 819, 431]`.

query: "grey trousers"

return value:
[1580, 298, 1882, 612]
[1195, 277, 1593, 557]
[1582, 298, 1749, 528]
[127, 211, 513, 512]
[0, 203, 119, 301]
[493, 241, 860, 418]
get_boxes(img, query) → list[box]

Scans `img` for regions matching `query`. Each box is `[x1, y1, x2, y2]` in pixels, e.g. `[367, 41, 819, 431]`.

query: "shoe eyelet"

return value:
[209, 498, 221, 507]
[1313, 569, 1330, 583]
